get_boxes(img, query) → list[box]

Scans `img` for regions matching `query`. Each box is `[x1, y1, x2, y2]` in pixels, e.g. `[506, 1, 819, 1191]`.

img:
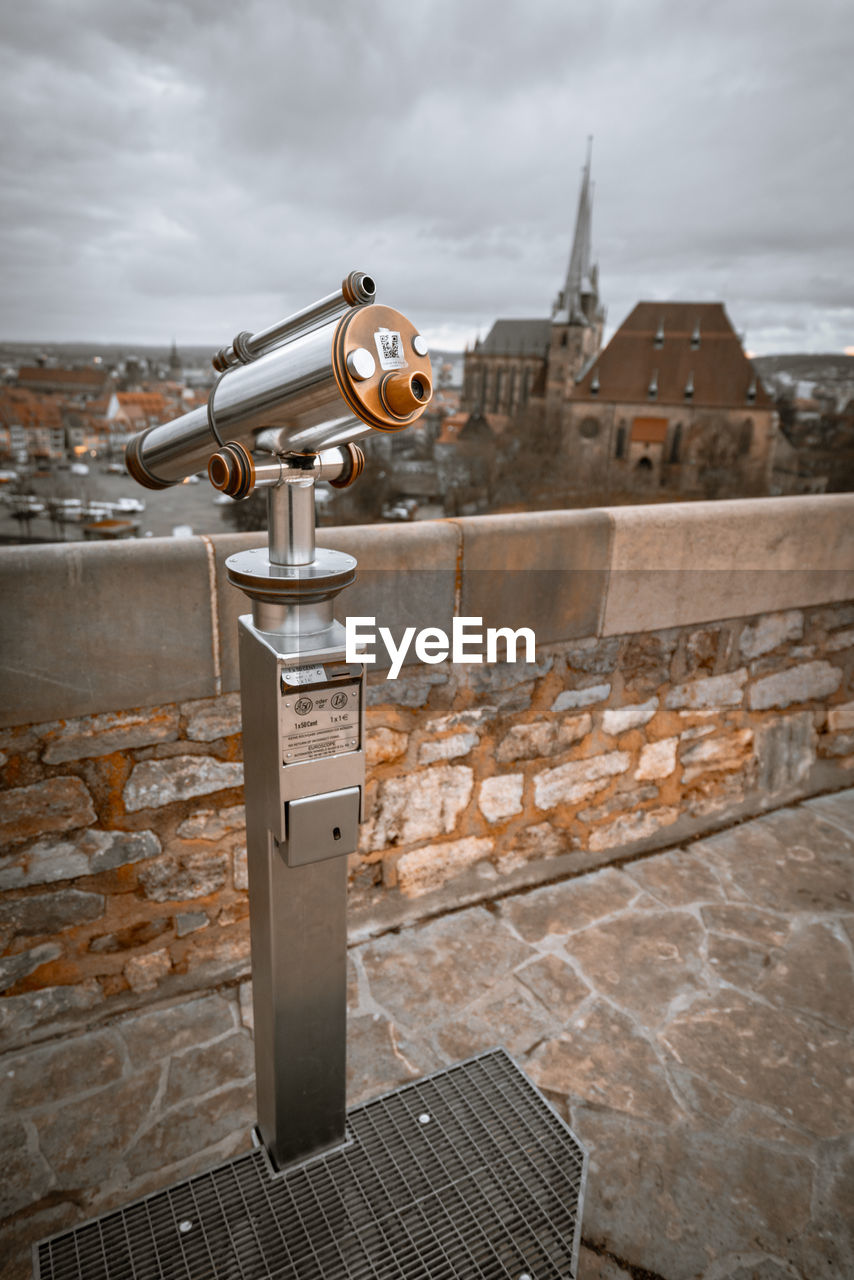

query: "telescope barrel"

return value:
[212, 271, 377, 373]
[126, 294, 432, 489]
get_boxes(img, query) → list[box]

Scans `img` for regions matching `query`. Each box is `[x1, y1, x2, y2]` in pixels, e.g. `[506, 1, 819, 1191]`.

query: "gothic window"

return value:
[615, 425, 627, 459]
[579, 417, 600, 439]
[508, 367, 517, 408]
[494, 369, 504, 411]
[739, 418, 754, 455]
[668, 422, 683, 464]
[523, 367, 532, 402]
[480, 368, 488, 406]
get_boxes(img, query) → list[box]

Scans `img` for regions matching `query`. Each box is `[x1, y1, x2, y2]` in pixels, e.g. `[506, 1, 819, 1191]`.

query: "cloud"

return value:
[1, 0, 852, 352]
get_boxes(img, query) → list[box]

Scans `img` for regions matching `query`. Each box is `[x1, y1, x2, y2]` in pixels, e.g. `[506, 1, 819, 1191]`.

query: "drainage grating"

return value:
[35, 1048, 587, 1280]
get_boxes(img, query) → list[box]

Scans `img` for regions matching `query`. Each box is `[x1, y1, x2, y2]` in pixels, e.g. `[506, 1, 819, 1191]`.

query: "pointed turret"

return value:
[552, 137, 601, 327]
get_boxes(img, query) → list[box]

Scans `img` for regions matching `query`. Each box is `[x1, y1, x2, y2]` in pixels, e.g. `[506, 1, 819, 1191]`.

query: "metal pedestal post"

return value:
[226, 475, 363, 1170]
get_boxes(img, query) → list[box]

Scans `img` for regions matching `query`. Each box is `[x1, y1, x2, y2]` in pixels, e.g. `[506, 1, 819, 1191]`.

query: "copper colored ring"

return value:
[329, 443, 365, 489]
[125, 432, 171, 489]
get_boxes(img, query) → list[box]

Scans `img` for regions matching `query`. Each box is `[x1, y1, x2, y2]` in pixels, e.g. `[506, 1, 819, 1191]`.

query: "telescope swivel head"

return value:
[124, 273, 432, 490]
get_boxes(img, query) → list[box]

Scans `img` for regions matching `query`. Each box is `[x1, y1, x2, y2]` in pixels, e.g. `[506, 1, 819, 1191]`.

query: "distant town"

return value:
[2, 152, 853, 545]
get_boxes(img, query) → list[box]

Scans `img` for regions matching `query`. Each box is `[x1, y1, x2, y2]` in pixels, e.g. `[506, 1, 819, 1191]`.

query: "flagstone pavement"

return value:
[2, 789, 853, 1279]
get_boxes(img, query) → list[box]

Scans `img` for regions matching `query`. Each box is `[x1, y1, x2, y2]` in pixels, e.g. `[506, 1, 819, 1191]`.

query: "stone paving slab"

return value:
[1, 789, 853, 1280]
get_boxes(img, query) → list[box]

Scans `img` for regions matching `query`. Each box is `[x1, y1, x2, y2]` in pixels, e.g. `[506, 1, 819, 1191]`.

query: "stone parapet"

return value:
[0, 497, 853, 1052]
[2, 495, 852, 726]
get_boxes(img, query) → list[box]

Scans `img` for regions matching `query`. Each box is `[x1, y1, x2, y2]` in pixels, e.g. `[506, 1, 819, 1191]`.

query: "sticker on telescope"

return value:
[373, 328, 407, 371]
[281, 664, 327, 688]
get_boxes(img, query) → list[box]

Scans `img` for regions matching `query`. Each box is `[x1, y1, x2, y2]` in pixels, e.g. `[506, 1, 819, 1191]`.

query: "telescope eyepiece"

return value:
[379, 369, 433, 420]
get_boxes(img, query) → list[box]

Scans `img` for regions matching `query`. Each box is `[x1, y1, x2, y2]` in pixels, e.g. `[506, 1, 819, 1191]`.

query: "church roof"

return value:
[573, 302, 773, 409]
[476, 319, 552, 357]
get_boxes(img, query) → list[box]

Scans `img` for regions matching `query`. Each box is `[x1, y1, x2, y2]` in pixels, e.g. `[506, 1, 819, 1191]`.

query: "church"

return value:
[460, 141, 604, 426]
[457, 144, 778, 506]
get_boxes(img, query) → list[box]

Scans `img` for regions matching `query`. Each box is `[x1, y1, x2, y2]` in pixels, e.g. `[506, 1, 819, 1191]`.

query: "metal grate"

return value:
[35, 1049, 587, 1280]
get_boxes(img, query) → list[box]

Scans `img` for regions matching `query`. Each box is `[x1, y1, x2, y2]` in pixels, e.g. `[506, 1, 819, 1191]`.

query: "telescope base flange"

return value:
[34, 1047, 588, 1280]
[225, 545, 357, 605]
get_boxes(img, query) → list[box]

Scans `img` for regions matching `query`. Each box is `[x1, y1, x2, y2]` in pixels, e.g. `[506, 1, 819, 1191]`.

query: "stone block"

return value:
[0, 827, 163, 890]
[826, 627, 854, 652]
[623, 849, 726, 907]
[660, 989, 854, 1138]
[89, 916, 171, 954]
[478, 774, 523, 822]
[496, 712, 591, 762]
[164, 1031, 254, 1108]
[821, 729, 854, 757]
[138, 843, 230, 902]
[175, 911, 208, 937]
[680, 729, 754, 782]
[0, 942, 62, 993]
[739, 609, 803, 659]
[120, 992, 236, 1065]
[602, 697, 658, 736]
[0, 887, 105, 936]
[635, 737, 677, 781]
[570, 909, 706, 1027]
[496, 821, 570, 872]
[748, 660, 842, 710]
[0, 980, 101, 1053]
[0, 777, 96, 848]
[516, 953, 590, 1022]
[181, 693, 242, 743]
[456, 509, 612, 644]
[497, 719, 554, 762]
[42, 707, 179, 764]
[601, 495, 854, 635]
[175, 805, 245, 839]
[755, 711, 816, 794]
[0, 1030, 123, 1110]
[37, 1066, 164, 1182]
[551, 682, 610, 712]
[417, 731, 477, 764]
[499, 868, 639, 942]
[394, 836, 494, 897]
[665, 669, 747, 710]
[0, 537, 217, 726]
[528, 1001, 682, 1123]
[435, 979, 554, 1059]
[124, 755, 244, 811]
[365, 727, 408, 767]
[0, 1120, 52, 1220]
[359, 907, 530, 1026]
[534, 751, 630, 810]
[620, 633, 677, 693]
[124, 947, 172, 992]
[587, 806, 680, 853]
[566, 635, 621, 677]
[828, 700, 854, 732]
[463, 656, 553, 696]
[360, 765, 472, 850]
[232, 843, 248, 891]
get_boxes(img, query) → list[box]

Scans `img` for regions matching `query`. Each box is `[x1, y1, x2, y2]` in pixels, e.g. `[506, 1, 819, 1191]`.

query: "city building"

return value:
[563, 301, 777, 498]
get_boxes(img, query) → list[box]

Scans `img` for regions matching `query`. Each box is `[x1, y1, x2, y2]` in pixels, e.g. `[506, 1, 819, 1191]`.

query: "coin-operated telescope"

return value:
[125, 274, 432, 1170]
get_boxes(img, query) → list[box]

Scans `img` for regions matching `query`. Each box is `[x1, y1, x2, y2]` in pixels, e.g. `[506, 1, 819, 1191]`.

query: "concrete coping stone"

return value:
[0, 495, 852, 725]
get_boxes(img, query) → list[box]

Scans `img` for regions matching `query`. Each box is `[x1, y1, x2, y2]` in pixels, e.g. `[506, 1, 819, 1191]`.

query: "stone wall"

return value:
[1, 496, 853, 1055]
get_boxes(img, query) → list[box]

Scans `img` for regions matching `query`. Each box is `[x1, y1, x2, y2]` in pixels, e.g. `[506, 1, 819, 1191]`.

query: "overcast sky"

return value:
[1, 0, 852, 354]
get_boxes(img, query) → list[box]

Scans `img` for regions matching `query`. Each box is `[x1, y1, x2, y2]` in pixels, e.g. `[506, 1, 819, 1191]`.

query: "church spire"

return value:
[553, 137, 599, 326]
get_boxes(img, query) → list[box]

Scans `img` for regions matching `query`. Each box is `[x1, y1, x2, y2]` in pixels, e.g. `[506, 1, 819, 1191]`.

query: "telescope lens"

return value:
[411, 378, 425, 401]
[362, 276, 376, 295]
